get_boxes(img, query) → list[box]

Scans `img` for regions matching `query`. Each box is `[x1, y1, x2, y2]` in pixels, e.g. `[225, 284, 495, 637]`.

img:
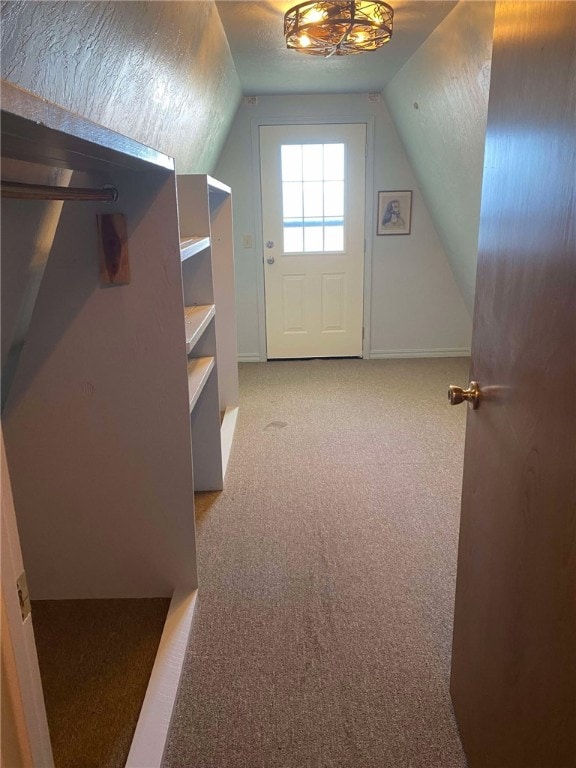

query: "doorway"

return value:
[259, 123, 366, 359]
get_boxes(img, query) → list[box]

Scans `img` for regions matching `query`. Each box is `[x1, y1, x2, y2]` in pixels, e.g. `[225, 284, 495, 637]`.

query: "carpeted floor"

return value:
[163, 358, 470, 768]
[31, 598, 170, 768]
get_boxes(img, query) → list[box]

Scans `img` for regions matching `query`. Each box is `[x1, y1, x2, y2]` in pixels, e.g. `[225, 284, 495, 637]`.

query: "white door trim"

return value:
[1, 431, 54, 767]
[250, 115, 375, 361]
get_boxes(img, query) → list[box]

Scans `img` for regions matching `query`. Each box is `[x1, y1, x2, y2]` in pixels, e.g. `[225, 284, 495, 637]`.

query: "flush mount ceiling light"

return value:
[284, 0, 393, 57]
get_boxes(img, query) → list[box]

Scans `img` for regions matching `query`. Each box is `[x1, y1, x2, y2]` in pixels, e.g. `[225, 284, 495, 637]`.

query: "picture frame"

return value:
[377, 190, 412, 235]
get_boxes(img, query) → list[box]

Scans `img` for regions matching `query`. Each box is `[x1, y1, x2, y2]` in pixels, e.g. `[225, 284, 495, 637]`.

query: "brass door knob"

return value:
[448, 381, 480, 409]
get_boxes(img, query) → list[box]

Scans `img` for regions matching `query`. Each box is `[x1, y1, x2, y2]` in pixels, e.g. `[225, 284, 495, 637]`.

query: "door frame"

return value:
[250, 115, 375, 361]
[1, 430, 54, 766]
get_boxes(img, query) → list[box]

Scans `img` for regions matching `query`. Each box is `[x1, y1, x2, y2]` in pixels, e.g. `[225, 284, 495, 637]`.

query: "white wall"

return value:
[384, 1, 495, 314]
[215, 94, 472, 360]
[0, 1, 242, 173]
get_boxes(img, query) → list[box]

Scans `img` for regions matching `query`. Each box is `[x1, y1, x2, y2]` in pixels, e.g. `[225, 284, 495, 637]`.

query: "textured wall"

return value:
[216, 94, 471, 360]
[0, 1, 242, 173]
[384, 1, 495, 314]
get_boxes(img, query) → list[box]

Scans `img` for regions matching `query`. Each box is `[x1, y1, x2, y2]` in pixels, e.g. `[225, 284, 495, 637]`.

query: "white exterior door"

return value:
[260, 124, 366, 359]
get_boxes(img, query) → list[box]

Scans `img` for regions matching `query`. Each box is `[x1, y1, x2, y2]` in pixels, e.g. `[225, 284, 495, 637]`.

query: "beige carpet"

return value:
[164, 358, 469, 768]
[31, 598, 170, 768]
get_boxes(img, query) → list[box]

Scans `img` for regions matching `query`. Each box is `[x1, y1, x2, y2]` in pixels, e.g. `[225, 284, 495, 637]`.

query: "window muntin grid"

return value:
[281, 143, 345, 253]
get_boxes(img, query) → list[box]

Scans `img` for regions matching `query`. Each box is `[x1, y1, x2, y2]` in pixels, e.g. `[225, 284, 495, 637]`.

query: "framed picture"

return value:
[377, 190, 412, 235]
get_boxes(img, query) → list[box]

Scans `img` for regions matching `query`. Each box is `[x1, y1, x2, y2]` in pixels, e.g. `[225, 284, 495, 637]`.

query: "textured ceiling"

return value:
[216, 0, 458, 95]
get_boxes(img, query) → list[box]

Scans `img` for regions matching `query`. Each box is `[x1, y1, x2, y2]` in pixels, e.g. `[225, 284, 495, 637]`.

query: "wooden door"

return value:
[260, 124, 366, 358]
[450, 3, 576, 767]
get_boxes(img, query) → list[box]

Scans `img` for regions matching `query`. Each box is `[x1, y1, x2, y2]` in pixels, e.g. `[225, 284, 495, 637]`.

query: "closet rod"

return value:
[1, 181, 118, 202]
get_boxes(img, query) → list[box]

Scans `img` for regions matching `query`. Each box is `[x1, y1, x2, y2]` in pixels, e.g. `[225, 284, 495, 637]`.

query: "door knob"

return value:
[448, 381, 480, 409]
[266, 256, 275, 265]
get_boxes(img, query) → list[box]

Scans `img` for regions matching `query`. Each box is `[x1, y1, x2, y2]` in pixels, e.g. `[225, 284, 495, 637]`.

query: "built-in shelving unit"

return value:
[0, 83, 238, 768]
[177, 175, 240, 488]
[184, 304, 216, 354]
[180, 235, 210, 261]
[187, 356, 215, 412]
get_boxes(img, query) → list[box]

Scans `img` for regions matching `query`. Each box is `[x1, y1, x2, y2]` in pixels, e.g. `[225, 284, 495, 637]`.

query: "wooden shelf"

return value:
[206, 176, 231, 195]
[1, 81, 175, 174]
[187, 356, 214, 412]
[180, 235, 209, 261]
[184, 305, 215, 354]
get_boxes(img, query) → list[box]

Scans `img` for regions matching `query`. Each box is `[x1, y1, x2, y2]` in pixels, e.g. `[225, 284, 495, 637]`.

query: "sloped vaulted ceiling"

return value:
[384, 2, 495, 313]
[216, 0, 457, 94]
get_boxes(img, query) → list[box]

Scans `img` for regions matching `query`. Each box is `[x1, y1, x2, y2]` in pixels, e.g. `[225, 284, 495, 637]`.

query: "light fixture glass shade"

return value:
[284, 0, 393, 57]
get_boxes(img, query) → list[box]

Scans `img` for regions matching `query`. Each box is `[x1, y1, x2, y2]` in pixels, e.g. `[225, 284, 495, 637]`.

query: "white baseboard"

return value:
[126, 588, 197, 768]
[369, 347, 471, 359]
[239, 350, 471, 361]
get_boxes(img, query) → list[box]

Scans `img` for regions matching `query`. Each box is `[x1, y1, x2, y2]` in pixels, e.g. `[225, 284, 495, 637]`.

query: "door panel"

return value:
[450, 3, 576, 767]
[260, 124, 365, 359]
[321, 273, 346, 332]
[282, 275, 307, 333]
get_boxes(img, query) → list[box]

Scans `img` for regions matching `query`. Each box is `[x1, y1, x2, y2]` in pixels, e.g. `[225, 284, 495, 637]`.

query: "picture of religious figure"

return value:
[377, 190, 412, 235]
[382, 199, 405, 229]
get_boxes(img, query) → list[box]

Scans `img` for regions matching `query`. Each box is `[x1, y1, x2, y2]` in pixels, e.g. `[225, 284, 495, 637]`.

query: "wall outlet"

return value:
[244, 96, 258, 105]
[368, 93, 381, 103]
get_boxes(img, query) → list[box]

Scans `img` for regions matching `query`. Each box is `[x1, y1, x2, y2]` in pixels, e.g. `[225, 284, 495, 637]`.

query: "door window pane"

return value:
[324, 222, 344, 251]
[281, 145, 302, 181]
[304, 223, 323, 252]
[283, 222, 304, 253]
[323, 181, 344, 217]
[323, 144, 344, 180]
[302, 144, 324, 181]
[303, 181, 324, 218]
[282, 182, 303, 218]
[281, 142, 345, 253]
